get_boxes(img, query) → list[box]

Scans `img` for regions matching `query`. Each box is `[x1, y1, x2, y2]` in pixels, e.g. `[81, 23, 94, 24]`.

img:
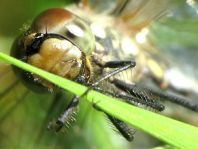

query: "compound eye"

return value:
[11, 8, 93, 92]
[31, 8, 95, 55]
[64, 17, 95, 55]
[11, 32, 85, 92]
[27, 36, 83, 79]
[27, 34, 85, 82]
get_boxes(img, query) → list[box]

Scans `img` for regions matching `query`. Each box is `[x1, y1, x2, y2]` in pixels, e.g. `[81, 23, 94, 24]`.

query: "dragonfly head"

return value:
[11, 8, 94, 92]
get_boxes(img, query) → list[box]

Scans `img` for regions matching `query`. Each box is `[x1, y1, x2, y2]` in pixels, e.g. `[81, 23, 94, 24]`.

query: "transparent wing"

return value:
[116, 0, 170, 32]
[80, 0, 169, 24]
[80, 0, 117, 13]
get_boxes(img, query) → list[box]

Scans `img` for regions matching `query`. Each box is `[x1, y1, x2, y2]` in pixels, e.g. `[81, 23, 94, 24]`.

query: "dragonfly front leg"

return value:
[48, 96, 79, 132]
[102, 60, 136, 68]
[94, 60, 136, 68]
[92, 60, 136, 86]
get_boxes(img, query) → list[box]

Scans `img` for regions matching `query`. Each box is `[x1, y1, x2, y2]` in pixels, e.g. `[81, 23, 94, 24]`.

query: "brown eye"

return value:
[27, 35, 83, 80]
[11, 8, 93, 92]
[31, 8, 95, 55]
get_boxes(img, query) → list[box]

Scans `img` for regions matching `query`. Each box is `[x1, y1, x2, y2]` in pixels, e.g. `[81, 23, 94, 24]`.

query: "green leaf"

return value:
[0, 52, 198, 149]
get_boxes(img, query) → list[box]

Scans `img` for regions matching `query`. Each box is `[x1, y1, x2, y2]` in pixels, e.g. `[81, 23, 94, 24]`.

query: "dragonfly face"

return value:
[11, 8, 93, 92]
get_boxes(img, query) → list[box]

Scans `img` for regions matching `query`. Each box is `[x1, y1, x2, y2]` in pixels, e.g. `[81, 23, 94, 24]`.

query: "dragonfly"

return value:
[0, 0, 198, 148]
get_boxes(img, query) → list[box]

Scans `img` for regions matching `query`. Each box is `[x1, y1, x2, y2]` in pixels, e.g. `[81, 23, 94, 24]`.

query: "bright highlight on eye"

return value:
[90, 23, 106, 39]
[66, 24, 85, 37]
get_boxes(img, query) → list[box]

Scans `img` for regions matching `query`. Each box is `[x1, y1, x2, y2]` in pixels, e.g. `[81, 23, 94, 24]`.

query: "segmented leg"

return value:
[91, 60, 164, 111]
[103, 60, 136, 68]
[92, 60, 136, 86]
[142, 86, 198, 112]
[107, 114, 135, 141]
[49, 96, 79, 132]
[93, 86, 164, 111]
[35, 92, 64, 143]
[91, 96, 135, 142]
[111, 78, 198, 112]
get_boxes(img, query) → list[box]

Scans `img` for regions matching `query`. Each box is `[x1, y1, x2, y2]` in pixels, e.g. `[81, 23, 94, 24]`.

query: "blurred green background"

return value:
[0, 0, 78, 36]
[0, 0, 198, 149]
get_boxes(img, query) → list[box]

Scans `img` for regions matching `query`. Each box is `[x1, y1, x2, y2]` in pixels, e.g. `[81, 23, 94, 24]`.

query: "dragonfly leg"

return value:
[111, 78, 198, 112]
[92, 60, 136, 86]
[142, 86, 198, 112]
[48, 96, 79, 132]
[93, 86, 164, 111]
[103, 60, 136, 68]
[107, 114, 135, 141]
[90, 89, 136, 141]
